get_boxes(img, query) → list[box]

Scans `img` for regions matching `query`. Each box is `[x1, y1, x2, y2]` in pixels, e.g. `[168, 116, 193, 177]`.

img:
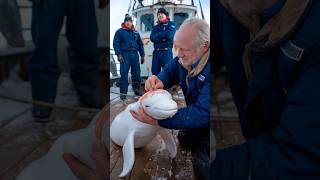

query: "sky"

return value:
[110, 0, 210, 48]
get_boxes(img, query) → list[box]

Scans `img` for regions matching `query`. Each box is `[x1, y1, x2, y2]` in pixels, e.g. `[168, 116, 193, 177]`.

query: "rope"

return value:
[0, 94, 100, 113]
[0, 89, 182, 114]
[110, 91, 141, 98]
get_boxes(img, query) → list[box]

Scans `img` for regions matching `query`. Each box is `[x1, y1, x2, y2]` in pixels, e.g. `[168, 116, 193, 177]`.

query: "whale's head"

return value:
[139, 89, 178, 120]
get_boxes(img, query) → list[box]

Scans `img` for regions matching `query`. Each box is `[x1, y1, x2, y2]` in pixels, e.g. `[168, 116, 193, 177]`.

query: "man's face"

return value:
[228, 0, 264, 15]
[158, 13, 166, 21]
[124, 20, 133, 28]
[174, 27, 207, 67]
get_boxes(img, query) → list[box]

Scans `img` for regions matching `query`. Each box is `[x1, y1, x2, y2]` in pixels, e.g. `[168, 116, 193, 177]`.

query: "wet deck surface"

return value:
[0, 92, 195, 180]
[0, 107, 94, 180]
[109, 96, 195, 180]
[0, 73, 245, 180]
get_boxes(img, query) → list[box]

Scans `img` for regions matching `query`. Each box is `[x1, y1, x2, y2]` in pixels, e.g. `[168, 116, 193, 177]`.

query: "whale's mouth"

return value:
[152, 107, 177, 112]
[145, 106, 178, 120]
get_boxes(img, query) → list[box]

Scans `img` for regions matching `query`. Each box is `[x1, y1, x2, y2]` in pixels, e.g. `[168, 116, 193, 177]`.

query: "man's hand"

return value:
[130, 108, 158, 126]
[98, 0, 108, 9]
[63, 141, 109, 180]
[141, 56, 145, 64]
[117, 54, 124, 63]
[145, 75, 164, 91]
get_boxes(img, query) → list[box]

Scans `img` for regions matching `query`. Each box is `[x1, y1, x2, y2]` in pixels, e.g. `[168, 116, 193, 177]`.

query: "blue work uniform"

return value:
[113, 25, 145, 95]
[157, 56, 211, 129]
[157, 55, 211, 180]
[29, 0, 101, 113]
[150, 21, 175, 75]
[212, 0, 320, 179]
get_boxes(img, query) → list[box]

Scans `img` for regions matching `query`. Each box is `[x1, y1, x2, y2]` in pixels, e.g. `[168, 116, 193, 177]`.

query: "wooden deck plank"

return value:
[133, 135, 172, 179]
[110, 144, 122, 172]
[0, 107, 93, 179]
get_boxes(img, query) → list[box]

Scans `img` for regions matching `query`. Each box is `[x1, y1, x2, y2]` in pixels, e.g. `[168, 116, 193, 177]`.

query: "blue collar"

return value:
[262, 0, 286, 22]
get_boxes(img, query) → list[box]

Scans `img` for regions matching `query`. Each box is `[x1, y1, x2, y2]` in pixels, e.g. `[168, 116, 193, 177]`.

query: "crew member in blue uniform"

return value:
[132, 17, 211, 180]
[212, 0, 320, 179]
[113, 14, 145, 100]
[29, 0, 107, 122]
[150, 8, 176, 75]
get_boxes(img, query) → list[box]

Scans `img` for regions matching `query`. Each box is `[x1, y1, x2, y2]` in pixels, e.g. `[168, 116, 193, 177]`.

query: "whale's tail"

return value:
[119, 130, 136, 177]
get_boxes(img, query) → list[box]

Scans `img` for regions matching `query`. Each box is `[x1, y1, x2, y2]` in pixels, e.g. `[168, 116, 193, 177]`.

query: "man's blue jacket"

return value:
[157, 56, 210, 129]
[113, 26, 144, 56]
[150, 21, 176, 49]
[212, 0, 320, 179]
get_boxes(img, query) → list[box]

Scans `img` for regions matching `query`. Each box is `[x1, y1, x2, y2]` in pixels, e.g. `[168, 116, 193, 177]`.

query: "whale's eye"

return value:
[145, 105, 150, 108]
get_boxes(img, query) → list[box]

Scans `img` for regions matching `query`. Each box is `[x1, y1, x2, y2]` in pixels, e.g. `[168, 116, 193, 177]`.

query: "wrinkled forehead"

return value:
[139, 89, 170, 105]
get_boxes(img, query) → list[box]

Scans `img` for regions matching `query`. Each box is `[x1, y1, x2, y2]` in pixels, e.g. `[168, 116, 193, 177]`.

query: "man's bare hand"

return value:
[130, 108, 158, 126]
[63, 141, 109, 180]
[117, 54, 124, 63]
[145, 75, 164, 91]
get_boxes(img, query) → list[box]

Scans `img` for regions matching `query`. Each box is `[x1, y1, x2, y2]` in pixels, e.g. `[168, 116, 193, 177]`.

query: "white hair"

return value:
[178, 17, 210, 48]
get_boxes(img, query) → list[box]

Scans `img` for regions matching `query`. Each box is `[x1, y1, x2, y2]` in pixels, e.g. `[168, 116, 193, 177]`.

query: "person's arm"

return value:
[113, 30, 122, 55]
[157, 76, 210, 129]
[150, 25, 158, 43]
[156, 22, 176, 42]
[157, 57, 180, 89]
[211, 60, 320, 179]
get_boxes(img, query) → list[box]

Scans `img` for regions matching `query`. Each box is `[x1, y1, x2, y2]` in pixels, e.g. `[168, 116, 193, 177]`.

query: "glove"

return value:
[98, 0, 108, 9]
[117, 54, 124, 63]
[63, 141, 109, 180]
[141, 56, 145, 64]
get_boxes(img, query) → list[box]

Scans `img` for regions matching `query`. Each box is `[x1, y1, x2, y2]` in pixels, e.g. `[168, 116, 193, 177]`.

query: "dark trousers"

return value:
[29, 0, 101, 113]
[119, 51, 141, 94]
[151, 48, 173, 75]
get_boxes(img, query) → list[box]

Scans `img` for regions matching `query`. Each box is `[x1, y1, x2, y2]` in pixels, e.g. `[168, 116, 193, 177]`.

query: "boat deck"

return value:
[109, 95, 195, 180]
[0, 72, 245, 180]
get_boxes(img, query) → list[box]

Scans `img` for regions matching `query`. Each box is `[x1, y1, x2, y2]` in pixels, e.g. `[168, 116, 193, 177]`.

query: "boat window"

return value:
[174, 13, 189, 29]
[140, 14, 154, 32]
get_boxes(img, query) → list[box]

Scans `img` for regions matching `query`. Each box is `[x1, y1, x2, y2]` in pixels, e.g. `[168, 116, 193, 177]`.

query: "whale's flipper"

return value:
[119, 130, 135, 177]
[158, 129, 177, 158]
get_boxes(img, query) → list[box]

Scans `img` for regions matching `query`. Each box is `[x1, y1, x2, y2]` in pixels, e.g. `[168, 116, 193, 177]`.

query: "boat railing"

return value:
[132, 0, 195, 10]
[110, 49, 121, 79]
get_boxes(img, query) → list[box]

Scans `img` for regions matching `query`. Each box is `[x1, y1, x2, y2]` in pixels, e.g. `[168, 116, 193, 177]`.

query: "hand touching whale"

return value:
[16, 109, 109, 180]
[110, 89, 178, 177]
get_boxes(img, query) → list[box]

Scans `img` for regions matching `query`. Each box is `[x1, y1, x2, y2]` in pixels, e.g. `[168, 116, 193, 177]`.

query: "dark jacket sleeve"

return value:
[150, 25, 158, 43]
[156, 22, 176, 41]
[113, 29, 122, 55]
[211, 58, 320, 179]
[211, 0, 320, 178]
[157, 57, 180, 89]
[158, 76, 210, 129]
[150, 22, 176, 43]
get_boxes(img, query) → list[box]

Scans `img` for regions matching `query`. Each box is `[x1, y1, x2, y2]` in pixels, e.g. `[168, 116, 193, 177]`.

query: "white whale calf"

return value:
[110, 89, 178, 177]
[16, 108, 109, 180]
